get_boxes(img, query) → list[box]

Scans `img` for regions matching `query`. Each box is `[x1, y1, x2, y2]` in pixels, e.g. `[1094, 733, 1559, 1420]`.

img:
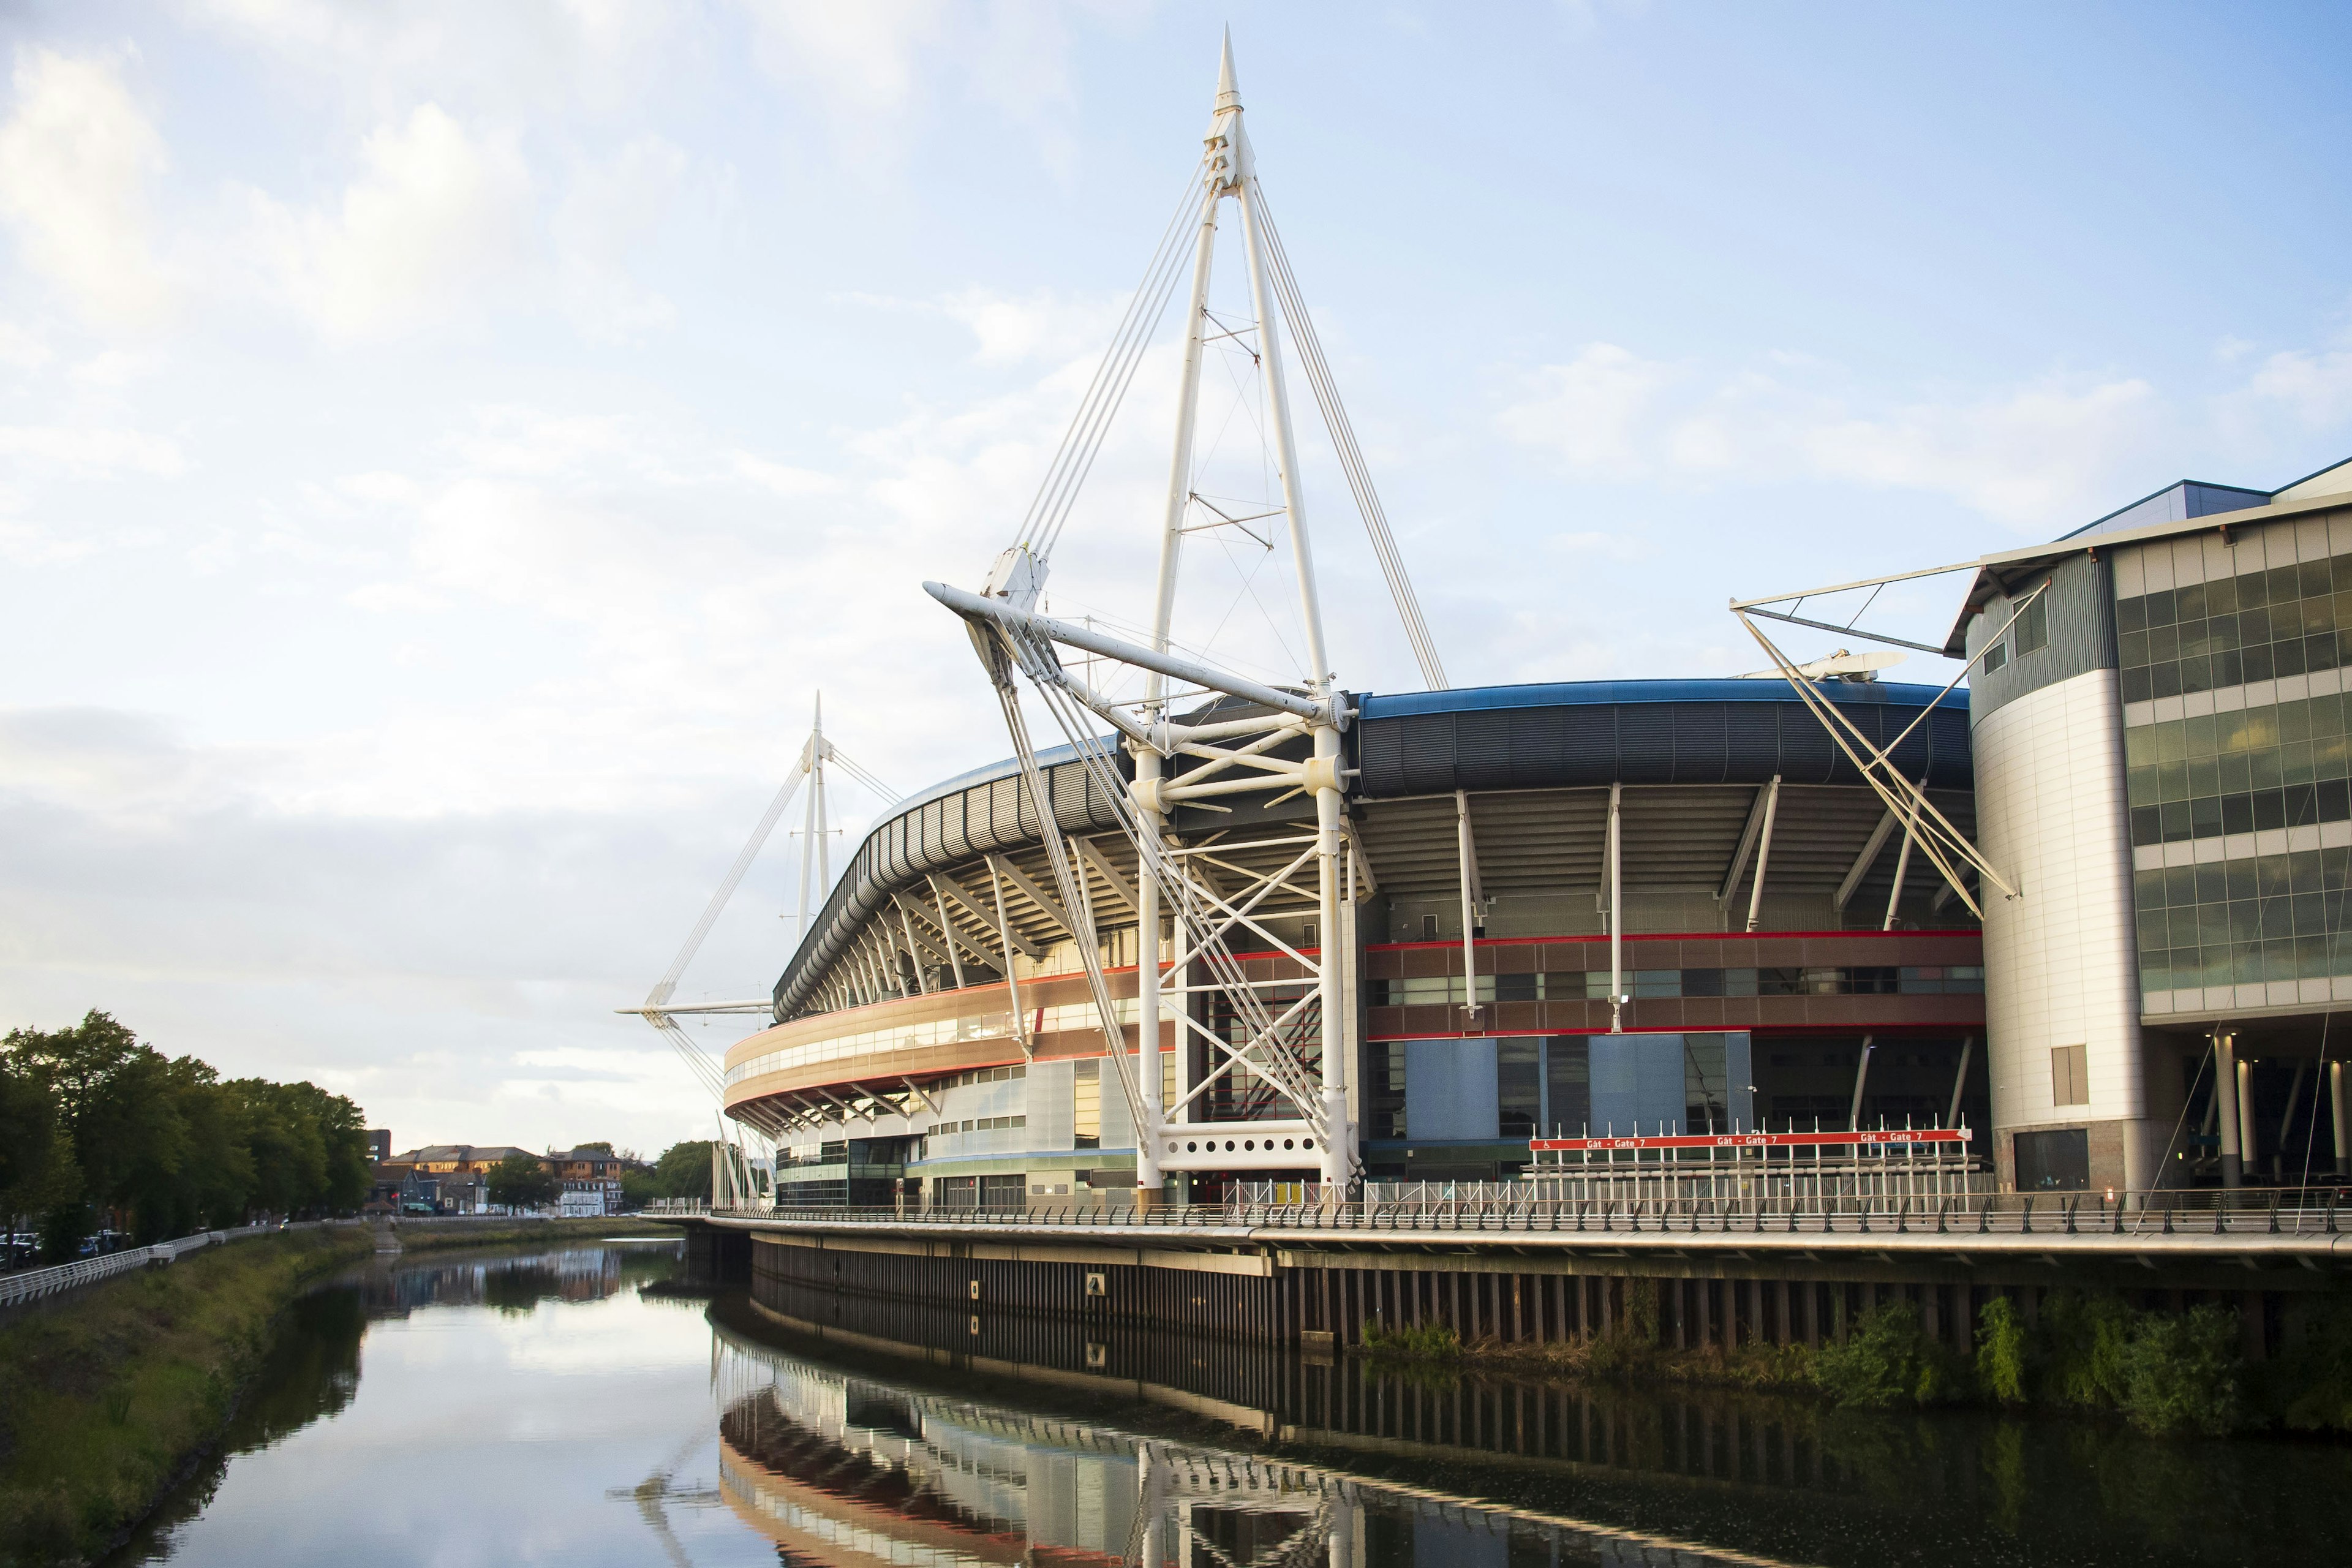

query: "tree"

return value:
[619, 1167, 663, 1210]
[488, 1152, 558, 1210]
[651, 1140, 717, 1202]
[2, 1011, 375, 1242]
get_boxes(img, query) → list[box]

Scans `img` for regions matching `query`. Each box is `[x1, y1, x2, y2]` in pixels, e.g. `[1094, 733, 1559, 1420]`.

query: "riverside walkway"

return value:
[665, 1189, 2352, 1360]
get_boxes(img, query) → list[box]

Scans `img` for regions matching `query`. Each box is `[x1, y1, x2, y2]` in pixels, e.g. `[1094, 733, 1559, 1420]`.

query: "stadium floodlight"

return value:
[933, 39, 1426, 1197]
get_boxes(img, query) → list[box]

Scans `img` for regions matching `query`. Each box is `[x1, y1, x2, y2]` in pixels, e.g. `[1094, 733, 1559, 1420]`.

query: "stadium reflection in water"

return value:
[115, 1242, 2352, 1568]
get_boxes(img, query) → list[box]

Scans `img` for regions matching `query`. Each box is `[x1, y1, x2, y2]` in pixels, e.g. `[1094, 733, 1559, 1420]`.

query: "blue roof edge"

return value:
[1357, 677, 1970, 720]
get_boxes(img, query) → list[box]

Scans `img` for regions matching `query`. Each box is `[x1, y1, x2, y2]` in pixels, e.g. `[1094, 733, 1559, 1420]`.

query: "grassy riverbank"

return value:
[0, 1217, 676, 1564]
[0, 1227, 374, 1566]
[1363, 1289, 2352, 1438]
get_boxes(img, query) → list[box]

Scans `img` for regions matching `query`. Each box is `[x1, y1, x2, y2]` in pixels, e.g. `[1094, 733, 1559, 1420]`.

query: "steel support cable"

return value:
[1735, 612, 2003, 913]
[1025, 166, 1204, 557]
[1250, 182, 1448, 688]
[1022, 159, 1209, 564]
[977, 608, 1329, 1125]
[1020, 650, 1324, 1118]
[646, 742, 810, 1007]
[821, 745, 900, 807]
[985, 655, 1151, 1128]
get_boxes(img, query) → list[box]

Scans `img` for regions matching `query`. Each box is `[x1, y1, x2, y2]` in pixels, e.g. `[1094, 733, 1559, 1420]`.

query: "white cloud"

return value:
[552, 135, 686, 341]
[2234, 342, 2352, 432]
[243, 102, 532, 339]
[1494, 343, 1685, 477]
[0, 319, 50, 369]
[0, 49, 175, 328]
[737, 0, 946, 112]
[0, 423, 185, 478]
[1797, 376, 2158, 526]
[1499, 344, 2165, 530]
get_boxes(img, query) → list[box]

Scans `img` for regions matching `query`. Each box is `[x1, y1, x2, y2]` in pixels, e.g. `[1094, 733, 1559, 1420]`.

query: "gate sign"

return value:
[1529, 1128, 1972, 1153]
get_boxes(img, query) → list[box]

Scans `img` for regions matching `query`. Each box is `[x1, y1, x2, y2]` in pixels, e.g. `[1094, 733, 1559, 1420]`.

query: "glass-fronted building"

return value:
[1955, 456, 2352, 1191]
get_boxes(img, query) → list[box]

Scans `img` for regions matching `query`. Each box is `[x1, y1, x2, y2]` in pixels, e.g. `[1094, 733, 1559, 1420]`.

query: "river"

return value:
[108, 1237, 2351, 1567]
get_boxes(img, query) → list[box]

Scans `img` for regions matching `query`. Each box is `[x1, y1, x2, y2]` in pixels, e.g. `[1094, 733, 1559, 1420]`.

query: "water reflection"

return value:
[104, 1239, 2352, 1568]
[710, 1315, 1777, 1566]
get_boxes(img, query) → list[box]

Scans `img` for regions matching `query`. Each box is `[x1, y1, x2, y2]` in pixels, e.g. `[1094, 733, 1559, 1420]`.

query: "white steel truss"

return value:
[621, 695, 898, 1178]
[1728, 582, 2041, 919]
[927, 40, 1438, 1193]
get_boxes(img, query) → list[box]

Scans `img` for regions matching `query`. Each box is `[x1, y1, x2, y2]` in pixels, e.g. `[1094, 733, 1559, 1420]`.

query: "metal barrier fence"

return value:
[0, 1221, 327, 1310]
[689, 1185, 2351, 1238]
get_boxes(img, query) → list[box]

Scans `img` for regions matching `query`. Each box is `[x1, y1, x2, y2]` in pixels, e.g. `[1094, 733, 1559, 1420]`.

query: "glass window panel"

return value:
[2162, 864, 2198, 905]
[2190, 795, 2224, 838]
[2196, 862, 2229, 902]
[2157, 760, 2190, 801]
[2210, 615, 2241, 654]
[2124, 726, 2156, 767]
[2117, 595, 2147, 633]
[2252, 747, 2285, 790]
[2284, 740, 2318, 787]
[2241, 604, 2274, 644]
[2119, 628, 2150, 668]
[2309, 595, 2340, 636]
[2302, 558, 2334, 599]
[2310, 633, 2341, 674]
[2152, 662, 2183, 699]
[1543, 1037, 1590, 1137]
[2269, 565, 2302, 605]
[2184, 713, 2218, 756]
[2015, 595, 2049, 655]
[2155, 721, 2187, 763]
[2180, 655, 2213, 695]
[2149, 623, 2180, 661]
[2134, 867, 2169, 907]
[2188, 755, 2221, 798]
[1498, 1039, 1541, 1136]
[2121, 666, 2153, 704]
[2237, 568, 2269, 608]
[2279, 697, 2312, 742]
[2207, 576, 2239, 614]
[2222, 792, 2255, 834]
[2176, 581, 2207, 620]
[2147, 589, 2177, 625]
[2276, 638, 2309, 677]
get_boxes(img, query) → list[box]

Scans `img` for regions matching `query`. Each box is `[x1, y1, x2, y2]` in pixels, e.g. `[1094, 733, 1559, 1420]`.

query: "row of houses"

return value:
[366, 1143, 647, 1216]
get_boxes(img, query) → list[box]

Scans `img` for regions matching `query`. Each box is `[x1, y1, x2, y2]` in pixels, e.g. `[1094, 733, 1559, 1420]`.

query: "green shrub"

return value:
[1362, 1320, 1461, 1360]
[2035, 1290, 2136, 1410]
[2116, 1305, 2238, 1436]
[1815, 1302, 1964, 1408]
[1974, 1294, 2029, 1404]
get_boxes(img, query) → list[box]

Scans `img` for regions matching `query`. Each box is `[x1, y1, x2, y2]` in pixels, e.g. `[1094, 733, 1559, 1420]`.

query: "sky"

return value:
[5, 0, 2352, 1158]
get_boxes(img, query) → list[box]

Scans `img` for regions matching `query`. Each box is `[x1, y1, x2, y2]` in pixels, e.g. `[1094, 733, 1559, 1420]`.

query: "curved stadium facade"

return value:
[722, 677, 1989, 1207]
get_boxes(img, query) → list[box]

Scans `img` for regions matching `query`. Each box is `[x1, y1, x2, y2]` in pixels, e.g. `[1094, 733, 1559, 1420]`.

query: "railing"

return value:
[692, 1185, 2352, 1240]
[0, 1221, 333, 1310]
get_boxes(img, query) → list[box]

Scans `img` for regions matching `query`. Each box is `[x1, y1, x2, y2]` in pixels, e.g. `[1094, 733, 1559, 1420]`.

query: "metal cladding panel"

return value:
[1670, 703, 1729, 783]
[1964, 552, 2115, 728]
[770, 742, 1128, 1021]
[1352, 681, 1970, 797]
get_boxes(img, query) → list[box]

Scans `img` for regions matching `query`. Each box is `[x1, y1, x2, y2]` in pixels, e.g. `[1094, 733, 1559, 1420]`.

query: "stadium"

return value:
[718, 677, 1988, 1207]
[684, 51, 2352, 1207]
